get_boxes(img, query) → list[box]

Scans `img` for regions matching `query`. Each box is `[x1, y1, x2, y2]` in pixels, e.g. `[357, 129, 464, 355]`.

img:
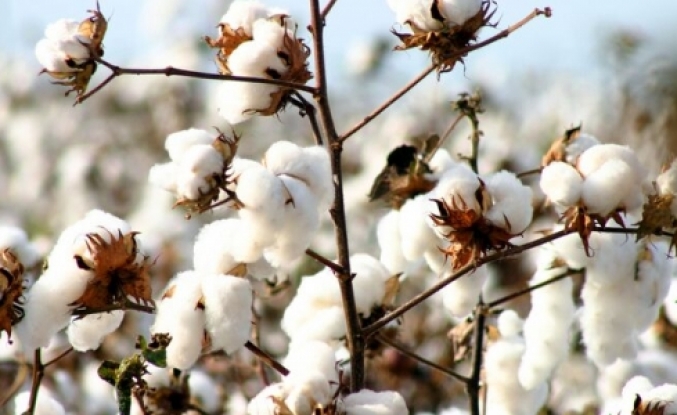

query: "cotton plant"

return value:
[35, 4, 107, 98]
[13, 209, 153, 353]
[149, 128, 239, 216]
[540, 132, 651, 253]
[205, 0, 312, 124]
[282, 254, 397, 344]
[387, 0, 491, 71]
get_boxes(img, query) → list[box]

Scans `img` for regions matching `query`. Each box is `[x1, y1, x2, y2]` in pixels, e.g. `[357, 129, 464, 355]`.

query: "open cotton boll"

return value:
[283, 304, 347, 343]
[548, 231, 590, 270]
[189, 370, 221, 413]
[377, 210, 407, 274]
[151, 271, 206, 370]
[13, 388, 65, 415]
[438, 0, 483, 26]
[497, 309, 524, 338]
[216, 81, 279, 125]
[148, 162, 179, 193]
[341, 389, 408, 415]
[0, 226, 40, 268]
[228, 39, 287, 77]
[263, 142, 332, 209]
[236, 163, 286, 212]
[193, 219, 240, 275]
[564, 133, 600, 162]
[164, 128, 214, 161]
[284, 340, 339, 384]
[441, 268, 487, 317]
[431, 164, 483, 219]
[540, 161, 583, 207]
[263, 176, 319, 267]
[349, 254, 391, 314]
[219, 0, 271, 36]
[580, 158, 634, 216]
[387, 0, 443, 31]
[400, 195, 440, 261]
[178, 144, 224, 178]
[201, 274, 252, 354]
[252, 18, 290, 50]
[67, 310, 124, 351]
[483, 170, 533, 233]
[427, 148, 457, 178]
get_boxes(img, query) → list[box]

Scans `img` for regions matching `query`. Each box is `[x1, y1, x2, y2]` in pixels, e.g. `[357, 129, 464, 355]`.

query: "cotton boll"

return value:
[400, 196, 440, 260]
[13, 389, 65, 415]
[431, 165, 483, 219]
[247, 383, 288, 415]
[341, 389, 408, 415]
[283, 371, 333, 414]
[282, 302, 346, 343]
[179, 144, 224, 178]
[438, 0, 482, 26]
[263, 176, 319, 267]
[220, 0, 271, 36]
[565, 133, 600, 162]
[251, 18, 290, 51]
[441, 268, 487, 317]
[387, 0, 444, 31]
[349, 254, 391, 315]
[151, 271, 206, 370]
[580, 158, 634, 216]
[284, 340, 338, 384]
[188, 370, 221, 413]
[67, 310, 124, 351]
[377, 210, 407, 274]
[548, 231, 590, 270]
[0, 226, 40, 268]
[483, 170, 533, 233]
[201, 274, 252, 354]
[164, 128, 214, 161]
[427, 149, 457, 177]
[148, 162, 179, 193]
[497, 309, 523, 338]
[228, 39, 287, 77]
[263, 142, 332, 209]
[540, 161, 583, 207]
[193, 219, 240, 275]
[216, 81, 279, 125]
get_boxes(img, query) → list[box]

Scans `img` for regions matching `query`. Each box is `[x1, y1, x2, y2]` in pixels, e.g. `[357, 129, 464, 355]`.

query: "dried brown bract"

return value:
[392, 0, 495, 72]
[632, 394, 670, 415]
[560, 205, 625, 256]
[174, 130, 242, 217]
[70, 229, 154, 311]
[542, 125, 582, 166]
[369, 135, 441, 209]
[0, 249, 26, 339]
[430, 180, 514, 269]
[637, 192, 677, 249]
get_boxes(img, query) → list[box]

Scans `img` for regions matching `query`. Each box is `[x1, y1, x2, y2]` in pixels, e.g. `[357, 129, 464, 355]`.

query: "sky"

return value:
[2, 0, 676, 90]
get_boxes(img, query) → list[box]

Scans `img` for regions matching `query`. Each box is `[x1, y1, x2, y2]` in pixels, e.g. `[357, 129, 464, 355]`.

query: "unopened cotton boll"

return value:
[438, 0, 483, 26]
[540, 161, 583, 207]
[67, 310, 124, 351]
[13, 389, 65, 415]
[201, 274, 252, 354]
[151, 271, 206, 370]
[341, 389, 408, 415]
[483, 170, 533, 233]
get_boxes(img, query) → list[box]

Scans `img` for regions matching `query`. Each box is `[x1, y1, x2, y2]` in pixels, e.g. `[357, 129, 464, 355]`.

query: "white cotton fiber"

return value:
[164, 128, 214, 161]
[201, 274, 252, 354]
[580, 158, 634, 216]
[540, 161, 583, 207]
[400, 195, 440, 260]
[219, 0, 271, 35]
[151, 271, 206, 370]
[438, 0, 483, 26]
[441, 268, 487, 317]
[284, 340, 339, 385]
[193, 219, 240, 275]
[377, 210, 407, 274]
[67, 310, 124, 352]
[148, 162, 178, 193]
[483, 170, 533, 234]
[341, 389, 409, 415]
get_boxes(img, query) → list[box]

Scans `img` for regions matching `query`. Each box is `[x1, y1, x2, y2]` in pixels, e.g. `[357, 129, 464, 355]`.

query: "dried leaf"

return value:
[542, 125, 582, 166]
[382, 274, 401, 306]
[637, 193, 676, 241]
[448, 317, 474, 362]
[70, 230, 154, 311]
[0, 249, 25, 339]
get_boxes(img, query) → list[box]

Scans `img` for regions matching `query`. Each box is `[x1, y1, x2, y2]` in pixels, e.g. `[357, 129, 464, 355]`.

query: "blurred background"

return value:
[2, 1, 677, 413]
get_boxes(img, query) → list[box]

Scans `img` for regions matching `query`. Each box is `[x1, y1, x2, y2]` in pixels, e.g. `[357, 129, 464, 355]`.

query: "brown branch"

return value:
[305, 248, 344, 274]
[75, 56, 316, 104]
[43, 347, 74, 368]
[339, 63, 436, 143]
[376, 334, 470, 384]
[487, 267, 582, 308]
[516, 167, 543, 179]
[25, 349, 43, 415]
[468, 302, 487, 415]
[71, 299, 155, 316]
[309, 0, 364, 392]
[424, 113, 464, 164]
[338, 7, 552, 143]
[289, 93, 324, 145]
[251, 300, 270, 386]
[362, 229, 575, 337]
[321, 0, 339, 20]
[244, 341, 289, 376]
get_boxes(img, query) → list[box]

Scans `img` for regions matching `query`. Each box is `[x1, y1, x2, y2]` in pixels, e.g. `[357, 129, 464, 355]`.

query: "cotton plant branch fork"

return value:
[337, 7, 552, 143]
[23, 347, 74, 415]
[308, 0, 365, 392]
